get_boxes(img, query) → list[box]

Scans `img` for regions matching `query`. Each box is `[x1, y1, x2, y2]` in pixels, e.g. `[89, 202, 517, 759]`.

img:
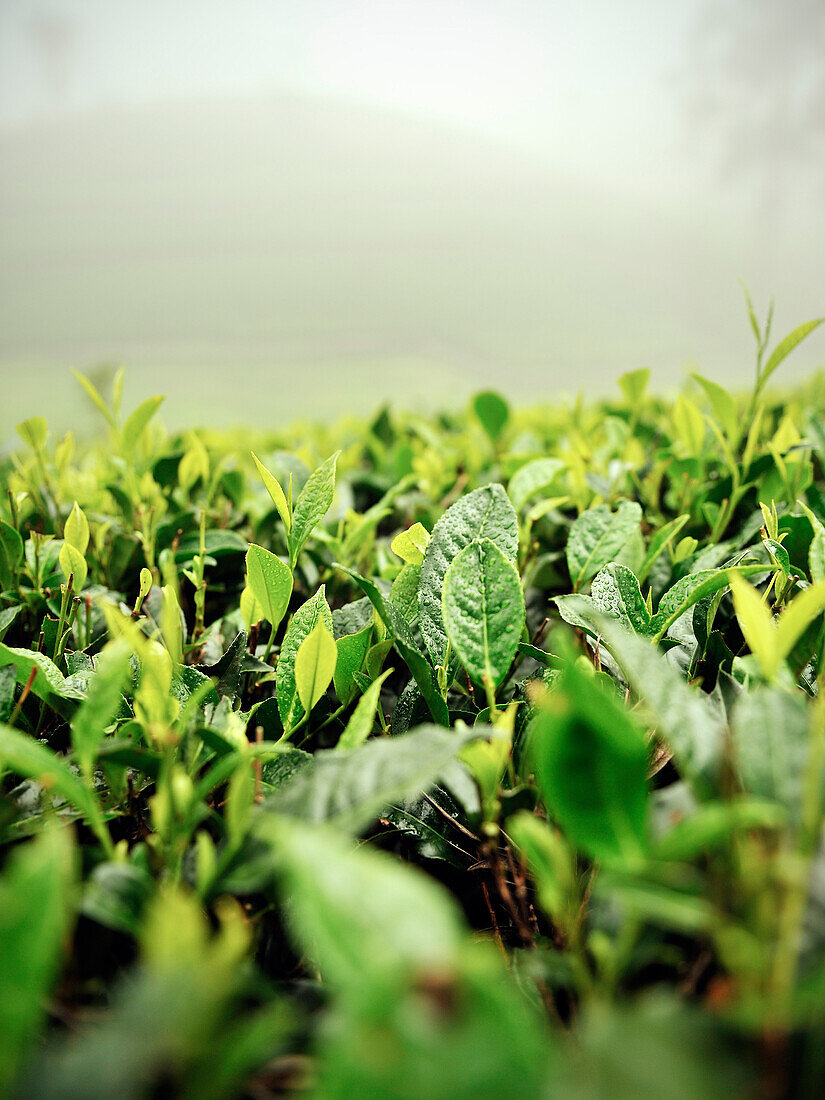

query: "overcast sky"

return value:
[0, 0, 822, 427]
[0, 1, 722, 196]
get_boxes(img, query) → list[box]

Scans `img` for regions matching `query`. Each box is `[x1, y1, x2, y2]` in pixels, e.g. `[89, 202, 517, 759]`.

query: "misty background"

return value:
[1, 0, 823, 432]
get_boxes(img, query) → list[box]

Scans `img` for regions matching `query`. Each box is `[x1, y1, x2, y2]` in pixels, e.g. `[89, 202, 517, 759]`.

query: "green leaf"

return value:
[336, 668, 392, 751]
[545, 992, 752, 1098]
[774, 581, 825, 667]
[251, 451, 291, 532]
[0, 827, 76, 1096]
[618, 368, 650, 405]
[72, 369, 115, 426]
[288, 451, 339, 568]
[690, 374, 738, 441]
[0, 643, 86, 718]
[257, 816, 464, 990]
[82, 861, 153, 936]
[16, 416, 47, 451]
[0, 607, 20, 647]
[390, 521, 430, 565]
[177, 432, 209, 492]
[174, 529, 248, 562]
[333, 625, 372, 706]
[71, 639, 131, 776]
[339, 564, 449, 726]
[311, 936, 548, 1098]
[528, 667, 649, 865]
[553, 592, 602, 635]
[672, 394, 706, 453]
[138, 567, 153, 602]
[810, 529, 825, 585]
[589, 563, 653, 635]
[388, 562, 421, 622]
[799, 502, 825, 583]
[276, 587, 333, 732]
[245, 544, 293, 632]
[0, 521, 24, 590]
[0, 723, 111, 852]
[442, 538, 525, 688]
[654, 799, 785, 861]
[472, 390, 510, 442]
[508, 457, 565, 513]
[759, 317, 825, 389]
[742, 281, 763, 345]
[59, 542, 87, 591]
[508, 811, 575, 926]
[121, 395, 164, 455]
[419, 484, 518, 666]
[265, 722, 490, 830]
[731, 688, 810, 818]
[637, 514, 689, 584]
[294, 618, 338, 715]
[383, 790, 473, 868]
[651, 564, 770, 641]
[566, 501, 642, 590]
[729, 574, 776, 678]
[161, 584, 183, 664]
[594, 618, 725, 797]
[64, 501, 90, 553]
[593, 873, 715, 935]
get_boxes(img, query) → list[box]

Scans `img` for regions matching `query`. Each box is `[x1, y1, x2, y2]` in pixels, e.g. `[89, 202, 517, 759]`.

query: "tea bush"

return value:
[2, 308, 825, 1098]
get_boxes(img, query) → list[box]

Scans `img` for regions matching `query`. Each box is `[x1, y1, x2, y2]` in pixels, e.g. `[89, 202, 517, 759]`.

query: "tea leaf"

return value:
[122, 395, 164, 455]
[390, 521, 430, 565]
[472, 390, 510, 442]
[276, 587, 334, 731]
[528, 667, 649, 865]
[334, 625, 373, 706]
[0, 827, 76, 1095]
[419, 484, 518, 666]
[294, 618, 338, 715]
[759, 317, 825, 388]
[71, 639, 131, 776]
[589, 562, 652, 635]
[0, 723, 111, 851]
[251, 451, 291, 533]
[265, 722, 490, 831]
[288, 451, 339, 567]
[64, 502, 90, 553]
[566, 501, 642, 589]
[336, 668, 392, 750]
[442, 538, 524, 688]
[245, 544, 293, 632]
[508, 458, 565, 513]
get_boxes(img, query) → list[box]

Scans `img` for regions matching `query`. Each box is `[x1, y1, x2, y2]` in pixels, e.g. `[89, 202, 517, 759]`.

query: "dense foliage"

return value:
[2, 309, 825, 1099]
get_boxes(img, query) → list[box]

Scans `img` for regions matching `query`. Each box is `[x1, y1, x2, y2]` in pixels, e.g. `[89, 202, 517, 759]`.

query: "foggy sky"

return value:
[0, 0, 823, 429]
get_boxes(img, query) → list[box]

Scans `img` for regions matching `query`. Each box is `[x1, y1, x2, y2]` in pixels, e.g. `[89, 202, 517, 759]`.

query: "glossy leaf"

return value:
[251, 451, 291, 532]
[528, 669, 649, 865]
[336, 668, 392, 750]
[294, 618, 338, 715]
[288, 451, 339, 567]
[472, 390, 510, 442]
[276, 586, 334, 731]
[419, 484, 518, 666]
[265, 722, 490, 831]
[442, 538, 524, 687]
[566, 501, 642, 590]
[508, 457, 565, 513]
[245, 544, 293, 632]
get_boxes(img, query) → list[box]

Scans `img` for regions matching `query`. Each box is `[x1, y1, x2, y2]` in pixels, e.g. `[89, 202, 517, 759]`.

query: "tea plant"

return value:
[1, 306, 825, 1098]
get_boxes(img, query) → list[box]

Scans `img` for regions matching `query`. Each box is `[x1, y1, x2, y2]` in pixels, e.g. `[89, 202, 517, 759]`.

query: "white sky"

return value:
[1, 0, 822, 426]
[0, 0, 696, 197]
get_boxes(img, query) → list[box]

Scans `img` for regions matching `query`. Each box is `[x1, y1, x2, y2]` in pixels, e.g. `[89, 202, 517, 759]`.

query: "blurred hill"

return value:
[1, 93, 823, 432]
